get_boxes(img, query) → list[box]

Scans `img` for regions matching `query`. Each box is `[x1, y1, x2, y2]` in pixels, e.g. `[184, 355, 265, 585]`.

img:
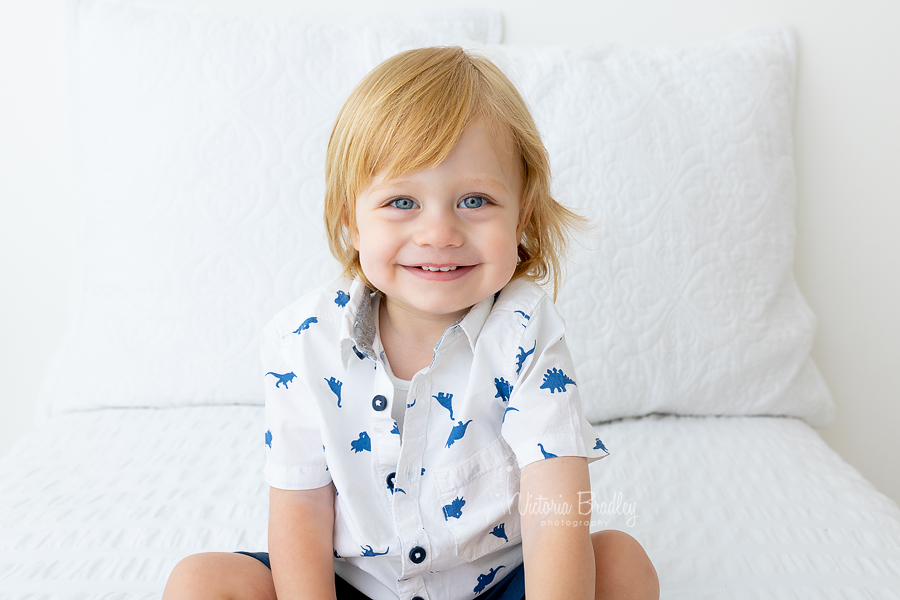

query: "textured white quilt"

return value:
[1, 408, 898, 598]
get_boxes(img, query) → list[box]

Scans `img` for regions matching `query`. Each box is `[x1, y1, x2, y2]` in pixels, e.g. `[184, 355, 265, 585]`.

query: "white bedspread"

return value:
[1, 408, 898, 598]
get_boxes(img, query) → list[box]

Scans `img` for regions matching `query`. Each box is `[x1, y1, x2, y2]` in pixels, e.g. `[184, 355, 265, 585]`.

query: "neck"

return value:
[378, 298, 468, 380]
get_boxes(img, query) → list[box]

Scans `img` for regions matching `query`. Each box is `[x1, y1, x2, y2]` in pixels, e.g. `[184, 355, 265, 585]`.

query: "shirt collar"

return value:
[338, 277, 497, 368]
[455, 292, 495, 352]
[339, 278, 377, 367]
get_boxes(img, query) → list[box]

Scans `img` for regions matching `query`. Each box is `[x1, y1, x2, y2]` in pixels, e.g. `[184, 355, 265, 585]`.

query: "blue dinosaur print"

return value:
[540, 368, 576, 393]
[593, 438, 608, 453]
[266, 371, 296, 389]
[360, 545, 389, 557]
[494, 377, 513, 402]
[442, 496, 466, 520]
[351, 432, 371, 453]
[335, 290, 350, 308]
[292, 316, 318, 335]
[352, 345, 366, 360]
[325, 377, 343, 407]
[433, 392, 454, 419]
[265, 430, 272, 448]
[490, 523, 508, 542]
[515, 342, 536, 375]
[421, 468, 426, 475]
[391, 422, 400, 435]
[407, 397, 416, 408]
[474, 566, 506, 594]
[333, 549, 342, 559]
[514, 310, 531, 326]
[445, 420, 473, 448]
[502, 406, 519, 423]
[389, 486, 406, 495]
[538, 443, 557, 459]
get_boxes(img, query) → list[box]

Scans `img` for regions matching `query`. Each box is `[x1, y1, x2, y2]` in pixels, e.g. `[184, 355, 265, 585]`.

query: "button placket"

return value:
[393, 374, 433, 579]
[366, 366, 400, 546]
[397, 576, 429, 600]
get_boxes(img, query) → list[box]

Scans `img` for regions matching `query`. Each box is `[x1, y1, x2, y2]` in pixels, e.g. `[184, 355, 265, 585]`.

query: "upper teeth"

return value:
[421, 266, 458, 272]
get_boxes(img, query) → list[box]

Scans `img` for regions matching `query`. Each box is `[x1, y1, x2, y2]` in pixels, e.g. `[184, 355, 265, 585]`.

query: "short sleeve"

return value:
[500, 295, 610, 469]
[261, 317, 332, 490]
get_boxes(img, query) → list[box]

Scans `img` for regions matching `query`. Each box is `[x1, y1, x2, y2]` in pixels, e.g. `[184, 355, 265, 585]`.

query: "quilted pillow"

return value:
[470, 28, 834, 425]
[37, 0, 502, 418]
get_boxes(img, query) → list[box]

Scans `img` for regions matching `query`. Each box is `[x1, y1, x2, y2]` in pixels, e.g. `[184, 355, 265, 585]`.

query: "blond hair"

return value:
[323, 46, 585, 298]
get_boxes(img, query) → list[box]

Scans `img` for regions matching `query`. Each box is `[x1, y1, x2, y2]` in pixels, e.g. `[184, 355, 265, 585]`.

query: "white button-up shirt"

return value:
[262, 277, 608, 600]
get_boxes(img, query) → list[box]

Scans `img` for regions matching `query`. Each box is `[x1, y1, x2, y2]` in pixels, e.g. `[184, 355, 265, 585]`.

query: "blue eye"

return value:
[460, 196, 487, 209]
[390, 197, 418, 210]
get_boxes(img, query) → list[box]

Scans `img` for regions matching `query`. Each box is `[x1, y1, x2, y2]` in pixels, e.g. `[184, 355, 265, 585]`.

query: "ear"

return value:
[343, 207, 360, 250]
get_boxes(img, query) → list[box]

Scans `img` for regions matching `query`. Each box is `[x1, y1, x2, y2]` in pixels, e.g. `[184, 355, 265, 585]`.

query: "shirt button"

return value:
[372, 394, 387, 411]
[386, 472, 396, 490]
[408, 546, 426, 564]
[412, 597, 425, 600]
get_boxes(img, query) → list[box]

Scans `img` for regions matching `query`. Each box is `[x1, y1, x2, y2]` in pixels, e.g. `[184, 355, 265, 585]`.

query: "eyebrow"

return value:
[368, 176, 512, 195]
[365, 179, 420, 195]
[462, 176, 513, 194]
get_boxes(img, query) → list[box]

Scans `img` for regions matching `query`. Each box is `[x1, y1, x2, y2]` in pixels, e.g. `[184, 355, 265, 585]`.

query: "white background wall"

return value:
[1, 0, 898, 504]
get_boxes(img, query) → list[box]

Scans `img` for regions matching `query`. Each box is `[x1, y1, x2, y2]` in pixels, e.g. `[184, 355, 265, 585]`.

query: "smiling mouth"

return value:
[403, 264, 474, 280]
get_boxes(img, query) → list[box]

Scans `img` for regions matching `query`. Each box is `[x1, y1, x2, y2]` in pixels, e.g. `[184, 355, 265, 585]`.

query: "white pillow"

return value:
[37, 0, 502, 418]
[473, 27, 834, 425]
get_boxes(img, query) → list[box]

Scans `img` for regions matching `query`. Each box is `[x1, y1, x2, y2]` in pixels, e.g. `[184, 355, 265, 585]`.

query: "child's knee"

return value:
[163, 552, 274, 600]
[591, 530, 659, 600]
[164, 553, 232, 599]
[163, 553, 211, 599]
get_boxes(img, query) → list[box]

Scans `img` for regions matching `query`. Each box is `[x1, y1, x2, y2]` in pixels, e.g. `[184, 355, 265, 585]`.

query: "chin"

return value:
[408, 286, 484, 312]
[410, 296, 474, 317]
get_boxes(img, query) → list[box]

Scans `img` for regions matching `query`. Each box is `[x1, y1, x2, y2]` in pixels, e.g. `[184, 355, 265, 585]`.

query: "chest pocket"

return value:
[433, 436, 522, 562]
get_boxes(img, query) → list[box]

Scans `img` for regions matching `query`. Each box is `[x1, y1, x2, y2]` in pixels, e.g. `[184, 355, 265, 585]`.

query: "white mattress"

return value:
[1, 408, 899, 598]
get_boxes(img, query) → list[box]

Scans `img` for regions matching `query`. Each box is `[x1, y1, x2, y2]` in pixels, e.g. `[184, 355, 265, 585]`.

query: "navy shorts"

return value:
[235, 552, 526, 600]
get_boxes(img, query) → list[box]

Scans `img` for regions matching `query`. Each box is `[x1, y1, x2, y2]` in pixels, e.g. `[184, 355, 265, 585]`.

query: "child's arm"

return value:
[268, 484, 337, 600]
[519, 456, 595, 600]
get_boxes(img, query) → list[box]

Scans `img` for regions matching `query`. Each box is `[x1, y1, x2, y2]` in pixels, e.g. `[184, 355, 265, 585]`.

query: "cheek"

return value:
[355, 228, 395, 274]
[490, 230, 522, 274]
[354, 240, 382, 287]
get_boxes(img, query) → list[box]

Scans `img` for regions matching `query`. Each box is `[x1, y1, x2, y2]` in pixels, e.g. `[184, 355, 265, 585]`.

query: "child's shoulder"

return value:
[265, 277, 358, 336]
[480, 278, 564, 344]
[491, 278, 557, 320]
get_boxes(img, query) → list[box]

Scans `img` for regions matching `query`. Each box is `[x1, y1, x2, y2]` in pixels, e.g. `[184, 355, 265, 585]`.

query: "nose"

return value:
[412, 205, 465, 248]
